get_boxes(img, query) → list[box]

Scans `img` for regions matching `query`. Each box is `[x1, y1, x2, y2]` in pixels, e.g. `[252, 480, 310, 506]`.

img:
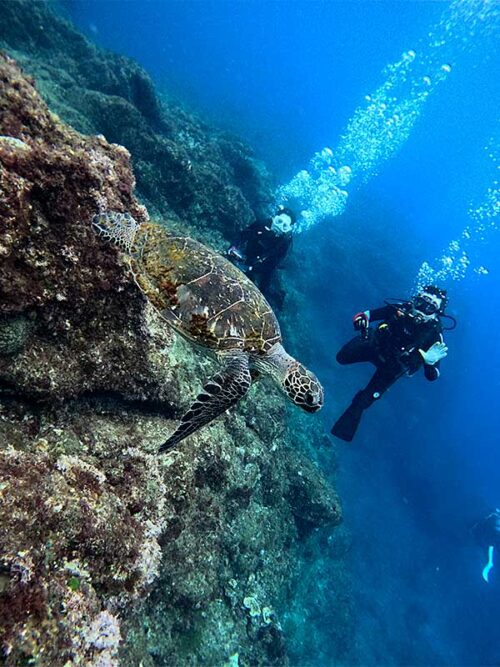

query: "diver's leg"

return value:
[361, 366, 399, 403]
[254, 266, 273, 298]
[331, 366, 399, 442]
[331, 391, 368, 442]
[336, 334, 376, 365]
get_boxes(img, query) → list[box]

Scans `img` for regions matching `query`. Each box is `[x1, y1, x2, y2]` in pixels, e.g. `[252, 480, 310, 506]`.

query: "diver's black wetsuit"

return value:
[231, 221, 292, 297]
[332, 302, 444, 441]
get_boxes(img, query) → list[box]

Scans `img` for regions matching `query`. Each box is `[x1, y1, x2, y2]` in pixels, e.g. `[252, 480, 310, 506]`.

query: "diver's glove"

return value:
[418, 341, 448, 365]
[353, 311, 370, 332]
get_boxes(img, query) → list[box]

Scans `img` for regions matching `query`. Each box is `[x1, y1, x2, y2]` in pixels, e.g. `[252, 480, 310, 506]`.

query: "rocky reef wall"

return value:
[0, 3, 347, 665]
[0, 0, 274, 247]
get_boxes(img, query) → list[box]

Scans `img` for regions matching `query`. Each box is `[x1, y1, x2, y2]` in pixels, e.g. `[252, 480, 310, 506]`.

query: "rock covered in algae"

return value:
[0, 386, 341, 665]
[0, 314, 35, 356]
[0, 0, 274, 243]
[0, 438, 166, 665]
[0, 37, 345, 667]
[284, 447, 342, 535]
[0, 52, 183, 406]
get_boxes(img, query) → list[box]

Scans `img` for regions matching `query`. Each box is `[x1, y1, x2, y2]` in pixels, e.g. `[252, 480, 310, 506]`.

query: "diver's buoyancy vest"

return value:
[242, 221, 292, 267]
[375, 303, 442, 371]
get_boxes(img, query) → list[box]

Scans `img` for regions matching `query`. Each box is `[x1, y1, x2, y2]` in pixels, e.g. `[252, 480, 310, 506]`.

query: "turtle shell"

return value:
[130, 224, 281, 354]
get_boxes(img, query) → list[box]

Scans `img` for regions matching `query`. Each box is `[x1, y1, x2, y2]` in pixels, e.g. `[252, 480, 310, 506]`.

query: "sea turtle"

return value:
[92, 211, 324, 452]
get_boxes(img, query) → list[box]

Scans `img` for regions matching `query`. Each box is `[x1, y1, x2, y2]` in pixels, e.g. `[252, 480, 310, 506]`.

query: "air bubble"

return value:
[277, 1, 497, 232]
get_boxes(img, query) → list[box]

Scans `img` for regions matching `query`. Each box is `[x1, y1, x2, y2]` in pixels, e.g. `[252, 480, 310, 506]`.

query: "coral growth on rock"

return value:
[0, 53, 183, 405]
[0, 0, 274, 244]
[0, 8, 346, 665]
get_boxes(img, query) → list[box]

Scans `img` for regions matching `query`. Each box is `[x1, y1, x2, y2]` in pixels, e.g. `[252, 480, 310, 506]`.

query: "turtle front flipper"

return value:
[92, 211, 140, 254]
[159, 353, 252, 452]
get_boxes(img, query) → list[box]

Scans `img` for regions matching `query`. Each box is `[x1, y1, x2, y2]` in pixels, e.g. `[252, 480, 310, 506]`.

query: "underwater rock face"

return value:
[0, 53, 182, 405]
[0, 0, 274, 244]
[0, 314, 35, 356]
[284, 447, 341, 536]
[0, 21, 344, 667]
[0, 390, 341, 665]
[0, 439, 165, 666]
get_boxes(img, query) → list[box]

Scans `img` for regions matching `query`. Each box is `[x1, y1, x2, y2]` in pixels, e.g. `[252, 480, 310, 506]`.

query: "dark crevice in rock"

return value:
[0, 389, 177, 421]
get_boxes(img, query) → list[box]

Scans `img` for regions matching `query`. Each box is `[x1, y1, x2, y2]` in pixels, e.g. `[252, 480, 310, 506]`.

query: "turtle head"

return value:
[282, 362, 324, 413]
[257, 344, 324, 413]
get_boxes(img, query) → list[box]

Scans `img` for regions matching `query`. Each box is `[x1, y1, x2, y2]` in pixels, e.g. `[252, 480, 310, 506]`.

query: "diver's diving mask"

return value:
[271, 213, 293, 235]
[413, 292, 443, 316]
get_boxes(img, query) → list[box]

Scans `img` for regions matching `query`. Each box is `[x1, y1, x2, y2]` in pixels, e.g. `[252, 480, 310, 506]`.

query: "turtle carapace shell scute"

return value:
[131, 224, 282, 354]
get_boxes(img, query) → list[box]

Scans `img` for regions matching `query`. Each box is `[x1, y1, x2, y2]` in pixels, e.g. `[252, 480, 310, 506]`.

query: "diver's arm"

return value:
[352, 307, 383, 332]
[228, 223, 260, 260]
[353, 303, 404, 331]
[254, 234, 291, 269]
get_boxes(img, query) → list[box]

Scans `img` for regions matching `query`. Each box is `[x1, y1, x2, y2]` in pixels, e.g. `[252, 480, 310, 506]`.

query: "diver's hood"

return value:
[413, 292, 443, 315]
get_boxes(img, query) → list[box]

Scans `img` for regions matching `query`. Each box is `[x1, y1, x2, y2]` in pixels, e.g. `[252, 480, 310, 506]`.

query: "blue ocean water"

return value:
[66, 1, 500, 663]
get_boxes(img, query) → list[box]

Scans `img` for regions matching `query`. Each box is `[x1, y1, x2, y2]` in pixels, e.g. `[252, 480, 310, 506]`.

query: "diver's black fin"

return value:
[331, 399, 364, 442]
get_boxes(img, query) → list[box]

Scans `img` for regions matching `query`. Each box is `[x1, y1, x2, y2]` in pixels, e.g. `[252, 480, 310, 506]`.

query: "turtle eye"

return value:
[305, 391, 316, 406]
[301, 389, 322, 412]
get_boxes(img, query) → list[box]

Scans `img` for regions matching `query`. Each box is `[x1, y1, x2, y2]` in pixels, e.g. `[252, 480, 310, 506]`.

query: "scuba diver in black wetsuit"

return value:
[227, 206, 296, 309]
[471, 509, 500, 583]
[331, 286, 453, 442]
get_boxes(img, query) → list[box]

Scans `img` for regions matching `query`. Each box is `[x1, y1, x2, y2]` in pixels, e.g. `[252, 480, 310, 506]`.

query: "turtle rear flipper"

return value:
[159, 353, 252, 452]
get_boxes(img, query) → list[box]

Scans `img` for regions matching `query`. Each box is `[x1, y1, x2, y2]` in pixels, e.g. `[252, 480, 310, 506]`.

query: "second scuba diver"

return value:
[331, 285, 452, 442]
[227, 206, 296, 309]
